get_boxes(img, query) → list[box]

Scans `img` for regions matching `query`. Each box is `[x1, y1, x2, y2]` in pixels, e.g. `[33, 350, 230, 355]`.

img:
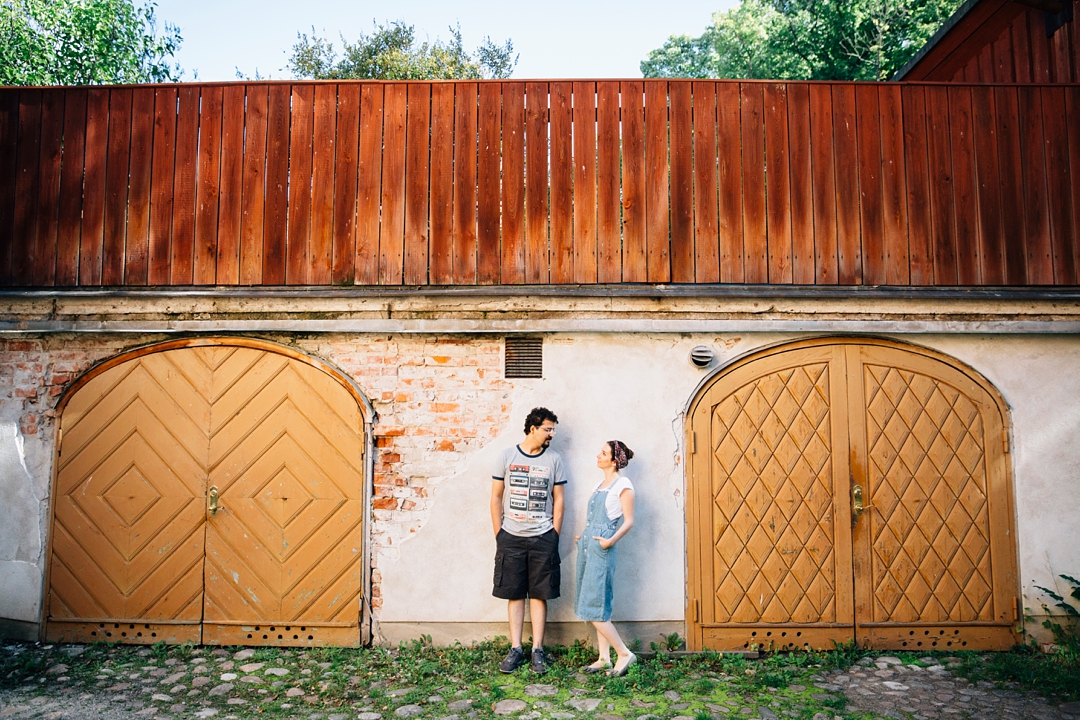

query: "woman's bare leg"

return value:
[592, 621, 631, 663]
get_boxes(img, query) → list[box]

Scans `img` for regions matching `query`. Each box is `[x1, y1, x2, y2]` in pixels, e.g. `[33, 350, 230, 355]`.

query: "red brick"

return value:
[435, 440, 455, 452]
[373, 497, 398, 510]
[14, 388, 36, 398]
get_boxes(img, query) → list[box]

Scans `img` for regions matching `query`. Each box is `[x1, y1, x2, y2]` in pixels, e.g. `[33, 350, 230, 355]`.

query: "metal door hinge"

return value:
[689, 431, 697, 455]
[1013, 597, 1019, 622]
[56, 426, 62, 457]
[1002, 431, 1009, 454]
[692, 598, 700, 623]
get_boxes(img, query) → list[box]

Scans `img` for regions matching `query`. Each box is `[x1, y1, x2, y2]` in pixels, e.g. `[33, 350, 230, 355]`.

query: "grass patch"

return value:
[949, 645, 1080, 701]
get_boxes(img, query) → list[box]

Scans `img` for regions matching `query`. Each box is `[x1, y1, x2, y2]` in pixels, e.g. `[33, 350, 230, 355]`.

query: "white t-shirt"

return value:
[595, 476, 634, 520]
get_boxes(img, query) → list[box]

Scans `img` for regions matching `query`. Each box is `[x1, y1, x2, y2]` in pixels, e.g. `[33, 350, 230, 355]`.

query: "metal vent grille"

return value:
[504, 336, 543, 378]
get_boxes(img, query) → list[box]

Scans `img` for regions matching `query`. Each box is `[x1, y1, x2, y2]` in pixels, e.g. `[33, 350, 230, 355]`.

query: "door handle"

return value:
[852, 484, 873, 520]
[208, 485, 220, 516]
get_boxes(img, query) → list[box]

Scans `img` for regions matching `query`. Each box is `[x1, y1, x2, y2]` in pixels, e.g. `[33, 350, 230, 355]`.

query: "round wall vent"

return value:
[689, 346, 714, 368]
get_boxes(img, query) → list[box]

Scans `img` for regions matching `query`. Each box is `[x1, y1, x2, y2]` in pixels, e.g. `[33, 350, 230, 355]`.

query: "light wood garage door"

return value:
[45, 343, 365, 646]
[686, 339, 1018, 651]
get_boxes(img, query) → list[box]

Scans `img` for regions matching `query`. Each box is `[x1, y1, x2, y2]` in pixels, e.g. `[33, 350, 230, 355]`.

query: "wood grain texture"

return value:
[55, 90, 87, 286]
[239, 86, 267, 286]
[215, 85, 245, 286]
[573, 81, 598, 284]
[763, 83, 792, 285]
[621, 81, 647, 283]
[809, 85, 837, 284]
[148, 88, 176, 286]
[0, 91, 17, 285]
[878, 86, 910, 286]
[80, 89, 108, 286]
[356, 84, 384, 285]
[1017, 87, 1053, 284]
[645, 81, 670, 283]
[193, 86, 222, 286]
[832, 85, 861, 285]
[476, 83, 501, 284]
[34, 90, 65, 286]
[524, 83, 547, 284]
[693, 82, 719, 284]
[717, 82, 743, 283]
[404, 83, 431, 285]
[13, 89, 42, 286]
[262, 85, 290, 285]
[124, 89, 154, 286]
[286, 85, 313, 285]
[926, 87, 958, 285]
[501, 82, 525, 285]
[428, 84, 454, 285]
[970, 87, 1004, 286]
[379, 84, 407, 285]
[1039, 87, 1076, 285]
[948, 87, 981, 285]
[102, 88, 132, 286]
[740, 83, 767, 284]
[669, 81, 693, 283]
[170, 86, 200, 285]
[855, 86, 884, 286]
[787, 84, 815, 285]
[332, 85, 360, 285]
[994, 87, 1027, 285]
[596, 82, 621, 283]
[549, 82, 573, 284]
[901, 85, 934, 286]
[309, 84, 336, 285]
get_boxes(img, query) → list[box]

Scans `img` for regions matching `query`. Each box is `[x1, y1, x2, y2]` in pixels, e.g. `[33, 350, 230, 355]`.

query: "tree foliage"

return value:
[0, 0, 182, 85]
[288, 21, 517, 80]
[641, 0, 964, 81]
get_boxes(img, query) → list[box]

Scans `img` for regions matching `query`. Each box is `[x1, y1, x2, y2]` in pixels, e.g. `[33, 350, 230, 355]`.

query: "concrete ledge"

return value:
[0, 618, 39, 642]
[373, 621, 684, 648]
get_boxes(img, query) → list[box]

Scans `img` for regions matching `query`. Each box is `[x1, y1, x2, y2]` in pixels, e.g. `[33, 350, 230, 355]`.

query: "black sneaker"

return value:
[530, 647, 549, 675]
[499, 646, 526, 673]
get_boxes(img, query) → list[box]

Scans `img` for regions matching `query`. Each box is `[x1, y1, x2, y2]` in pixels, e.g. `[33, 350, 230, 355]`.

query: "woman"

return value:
[574, 439, 637, 676]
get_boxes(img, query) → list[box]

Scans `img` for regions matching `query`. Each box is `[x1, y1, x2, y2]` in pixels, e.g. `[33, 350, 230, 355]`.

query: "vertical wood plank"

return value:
[977, 44, 994, 82]
[740, 83, 767, 284]
[13, 90, 42, 285]
[1052, 22, 1074, 82]
[80, 88, 108, 286]
[1067, 88, 1080, 280]
[550, 82, 573, 284]
[0, 92, 17, 285]
[787, 84, 815, 285]
[286, 85, 313, 284]
[809, 84, 837, 284]
[405, 83, 431, 285]
[501, 82, 525, 284]
[596, 82, 621, 283]
[102, 88, 132, 286]
[262, 84, 290, 285]
[717, 82, 743, 283]
[170, 86, 200, 285]
[948, 86, 981, 285]
[239, 85, 267, 285]
[645, 80, 670, 283]
[992, 33, 1014, 82]
[55, 91, 86, 286]
[148, 87, 176, 286]
[1012, 13, 1033, 83]
[1040, 87, 1076, 284]
[621, 81, 646, 282]
[124, 88, 154, 286]
[215, 85, 245, 285]
[34, 91, 65, 286]
[764, 83, 792, 284]
[831, 84, 861, 285]
[970, 87, 1004, 285]
[379, 84, 407, 285]
[692, 81, 719, 284]
[428, 84, 454, 285]
[356, 84, 384, 285]
[477, 83, 501, 284]
[524, 82, 547, 284]
[877, 86, 909, 286]
[572, 81, 598, 284]
[1029, 10, 1051, 82]
[901, 86, 933, 286]
[667, 81, 693, 283]
[994, 86, 1028, 285]
[855, 86, 884, 286]
[1017, 86, 1053, 284]
[309, 84, 336, 285]
[332, 84, 360, 284]
[193, 85, 221, 285]
[926, 86, 957, 285]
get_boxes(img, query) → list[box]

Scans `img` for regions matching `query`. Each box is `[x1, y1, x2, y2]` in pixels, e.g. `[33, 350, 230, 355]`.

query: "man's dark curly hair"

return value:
[524, 407, 558, 435]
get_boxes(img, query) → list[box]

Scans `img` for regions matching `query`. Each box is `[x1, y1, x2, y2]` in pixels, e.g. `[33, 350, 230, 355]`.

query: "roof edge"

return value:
[892, 0, 985, 80]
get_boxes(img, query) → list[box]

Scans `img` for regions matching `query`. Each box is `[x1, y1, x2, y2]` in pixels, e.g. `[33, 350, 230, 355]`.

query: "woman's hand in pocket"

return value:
[593, 536, 614, 550]
[574, 535, 580, 543]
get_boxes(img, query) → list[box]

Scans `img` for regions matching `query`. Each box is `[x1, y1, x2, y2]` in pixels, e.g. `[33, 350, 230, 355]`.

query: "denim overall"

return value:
[574, 483, 624, 622]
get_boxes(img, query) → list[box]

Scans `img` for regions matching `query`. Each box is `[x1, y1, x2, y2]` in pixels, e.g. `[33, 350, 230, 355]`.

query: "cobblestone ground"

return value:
[1, 643, 1078, 720]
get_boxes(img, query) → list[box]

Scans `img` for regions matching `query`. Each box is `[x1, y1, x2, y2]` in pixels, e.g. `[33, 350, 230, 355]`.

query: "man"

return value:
[490, 407, 566, 674]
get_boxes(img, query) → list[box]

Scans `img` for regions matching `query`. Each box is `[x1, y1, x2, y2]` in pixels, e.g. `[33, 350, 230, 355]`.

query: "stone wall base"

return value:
[373, 621, 685, 648]
[0, 618, 39, 642]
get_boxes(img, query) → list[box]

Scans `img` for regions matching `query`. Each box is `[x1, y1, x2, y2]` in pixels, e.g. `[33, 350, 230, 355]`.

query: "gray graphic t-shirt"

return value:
[493, 445, 567, 537]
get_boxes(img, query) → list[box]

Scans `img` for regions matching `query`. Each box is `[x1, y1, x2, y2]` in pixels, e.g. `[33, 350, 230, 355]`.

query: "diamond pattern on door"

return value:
[710, 363, 838, 624]
[863, 365, 993, 623]
[46, 343, 366, 647]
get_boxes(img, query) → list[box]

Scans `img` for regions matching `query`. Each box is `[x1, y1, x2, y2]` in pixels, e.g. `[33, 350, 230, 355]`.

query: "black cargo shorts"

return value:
[492, 528, 561, 600]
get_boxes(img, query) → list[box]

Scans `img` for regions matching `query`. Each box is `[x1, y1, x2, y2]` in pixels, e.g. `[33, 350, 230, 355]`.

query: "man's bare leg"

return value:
[507, 599, 526, 648]
[528, 599, 547, 649]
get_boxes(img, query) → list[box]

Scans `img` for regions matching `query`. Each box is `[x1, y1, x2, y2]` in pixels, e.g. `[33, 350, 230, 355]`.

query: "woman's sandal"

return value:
[580, 660, 612, 674]
[606, 652, 637, 677]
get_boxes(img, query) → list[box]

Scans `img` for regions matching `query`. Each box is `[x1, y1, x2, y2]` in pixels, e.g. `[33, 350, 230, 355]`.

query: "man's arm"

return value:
[551, 483, 564, 536]
[490, 480, 505, 537]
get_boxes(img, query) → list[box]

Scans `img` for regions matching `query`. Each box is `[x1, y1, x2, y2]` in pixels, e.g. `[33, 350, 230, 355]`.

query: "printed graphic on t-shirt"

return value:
[506, 463, 551, 522]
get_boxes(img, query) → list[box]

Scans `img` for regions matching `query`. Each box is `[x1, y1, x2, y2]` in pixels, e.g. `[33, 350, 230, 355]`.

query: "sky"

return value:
[153, 0, 738, 81]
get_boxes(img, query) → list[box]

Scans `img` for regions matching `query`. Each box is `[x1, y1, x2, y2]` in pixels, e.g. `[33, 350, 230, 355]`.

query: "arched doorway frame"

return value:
[41, 336, 378, 644]
[683, 335, 1020, 650]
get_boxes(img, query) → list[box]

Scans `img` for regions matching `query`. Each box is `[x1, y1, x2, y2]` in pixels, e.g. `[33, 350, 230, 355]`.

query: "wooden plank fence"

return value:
[1, 80, 1078, 288]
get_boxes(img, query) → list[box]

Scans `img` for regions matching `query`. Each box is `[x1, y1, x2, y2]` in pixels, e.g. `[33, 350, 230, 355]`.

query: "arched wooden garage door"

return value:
[45, 342, 366, 646]
[686, 339, 1018, 651]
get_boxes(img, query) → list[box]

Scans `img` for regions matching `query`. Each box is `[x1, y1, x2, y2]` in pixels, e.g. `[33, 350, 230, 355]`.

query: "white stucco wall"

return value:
[0, 421, 49, 626]
[377, 332, 1080, 639]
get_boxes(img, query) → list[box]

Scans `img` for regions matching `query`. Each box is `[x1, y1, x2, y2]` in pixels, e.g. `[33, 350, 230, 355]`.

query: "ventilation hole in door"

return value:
[247, 634, 253, 639]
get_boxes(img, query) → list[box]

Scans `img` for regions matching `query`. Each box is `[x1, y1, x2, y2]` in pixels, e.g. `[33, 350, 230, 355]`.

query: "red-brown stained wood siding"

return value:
[1, 79, 1077, 288]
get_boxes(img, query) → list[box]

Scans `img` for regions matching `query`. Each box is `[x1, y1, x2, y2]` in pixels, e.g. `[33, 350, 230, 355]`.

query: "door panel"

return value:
[203, 350, 364, 646]
[849, 344, 1017, 650]
[46, 354, 211, 644]
[688, 340, 1018, 651]
[689, 345, 854, 651]
[47, 344, 366, 647]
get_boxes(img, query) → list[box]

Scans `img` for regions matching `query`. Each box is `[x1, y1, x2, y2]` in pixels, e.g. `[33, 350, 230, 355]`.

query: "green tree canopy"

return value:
[0, 0, 182, 85]
[288, 21, 518, 80]
[641, 0, 964, 81]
